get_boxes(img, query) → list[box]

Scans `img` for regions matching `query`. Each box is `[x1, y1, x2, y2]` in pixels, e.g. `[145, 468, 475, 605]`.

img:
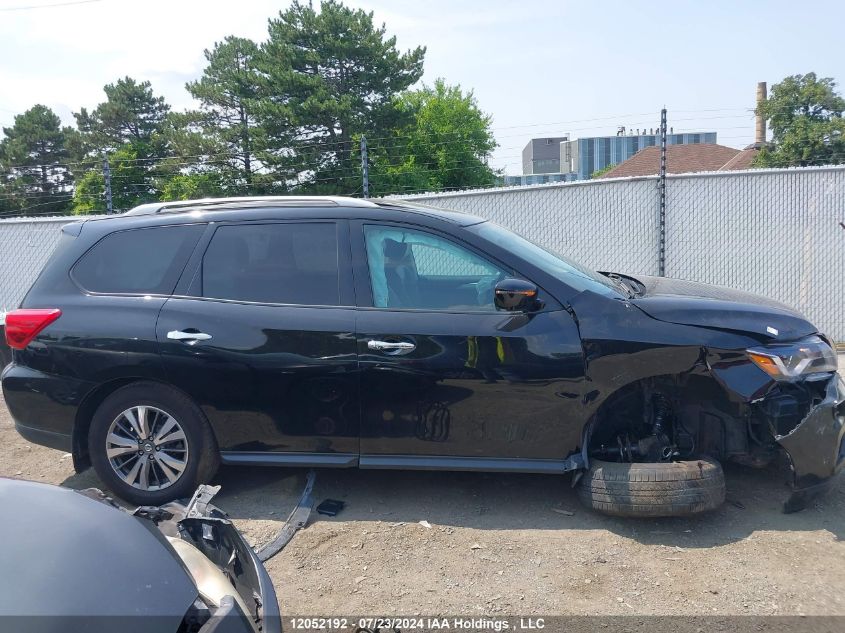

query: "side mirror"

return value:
[494, 278, 540, 312]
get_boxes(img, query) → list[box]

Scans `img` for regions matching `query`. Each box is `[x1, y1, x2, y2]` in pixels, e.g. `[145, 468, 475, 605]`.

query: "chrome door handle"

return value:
[167, 330, 212, 342]
[367, 339, 416, 354]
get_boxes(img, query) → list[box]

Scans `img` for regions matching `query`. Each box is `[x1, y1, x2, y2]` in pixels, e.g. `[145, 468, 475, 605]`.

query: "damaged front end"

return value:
[711, 336, 845, 512]
[83, 484, 282, 633]
[134, 485, 281, 633]
[770, 375, 845, 512]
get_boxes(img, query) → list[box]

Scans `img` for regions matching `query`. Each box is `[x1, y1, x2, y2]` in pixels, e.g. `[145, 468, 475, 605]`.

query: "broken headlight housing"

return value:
[747, 335, 838, 381]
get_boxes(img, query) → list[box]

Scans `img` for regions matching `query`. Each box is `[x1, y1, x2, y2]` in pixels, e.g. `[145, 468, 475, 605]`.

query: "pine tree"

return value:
[257, 0, 425, 193]
[72, 77, 171, 213]
[186, 36, 265, 191]
[0, 105, 74, 216]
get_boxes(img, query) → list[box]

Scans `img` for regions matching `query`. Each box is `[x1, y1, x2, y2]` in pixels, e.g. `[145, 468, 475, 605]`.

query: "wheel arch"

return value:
[72, 377, 218, 472]
[580, 371, 745, 465]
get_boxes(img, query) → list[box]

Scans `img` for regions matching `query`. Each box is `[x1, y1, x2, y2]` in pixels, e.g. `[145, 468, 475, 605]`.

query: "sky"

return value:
[0, 0, 843, 173]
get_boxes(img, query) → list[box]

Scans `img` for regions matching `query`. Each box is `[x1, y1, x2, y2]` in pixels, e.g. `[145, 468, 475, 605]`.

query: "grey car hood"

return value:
[0, 478, 197, 631]
[626, 275, 817, 341]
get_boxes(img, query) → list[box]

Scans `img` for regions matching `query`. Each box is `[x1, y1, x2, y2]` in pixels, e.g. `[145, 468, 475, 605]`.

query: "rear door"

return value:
[156, 219, 359, 465]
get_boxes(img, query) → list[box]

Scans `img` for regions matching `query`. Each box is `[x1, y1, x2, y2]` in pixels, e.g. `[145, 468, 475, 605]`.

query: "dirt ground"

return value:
[2, 394, 845, 619]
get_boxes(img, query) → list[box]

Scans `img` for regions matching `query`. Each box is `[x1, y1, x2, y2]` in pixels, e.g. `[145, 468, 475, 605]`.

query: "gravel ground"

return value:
[2, 394, 844, 619]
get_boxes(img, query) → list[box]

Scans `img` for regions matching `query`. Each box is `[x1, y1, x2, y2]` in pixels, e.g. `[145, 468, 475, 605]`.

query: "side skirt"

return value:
[358, 454, 582, 474]
[219, 452, 585, 473]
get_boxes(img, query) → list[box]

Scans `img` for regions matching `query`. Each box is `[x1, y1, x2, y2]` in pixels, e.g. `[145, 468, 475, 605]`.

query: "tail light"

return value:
[4, 309, 62, 350]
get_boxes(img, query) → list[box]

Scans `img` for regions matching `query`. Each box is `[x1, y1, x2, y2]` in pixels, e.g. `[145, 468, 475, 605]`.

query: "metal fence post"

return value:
[102, 155, 113, 215]
[658, 108, 667, 277]
[360, 136, 369, 199]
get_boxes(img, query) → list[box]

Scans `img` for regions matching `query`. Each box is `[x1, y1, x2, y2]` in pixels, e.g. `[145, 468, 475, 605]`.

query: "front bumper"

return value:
[777, 375, 845, 512]
[132, 485, 282, 633]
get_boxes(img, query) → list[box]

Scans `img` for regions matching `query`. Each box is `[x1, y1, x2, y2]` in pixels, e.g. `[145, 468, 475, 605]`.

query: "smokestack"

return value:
[755, 81, 767, 146]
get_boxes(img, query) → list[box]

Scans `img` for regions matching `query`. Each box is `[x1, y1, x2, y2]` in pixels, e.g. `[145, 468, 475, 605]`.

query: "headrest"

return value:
[384, 238, 411, 260]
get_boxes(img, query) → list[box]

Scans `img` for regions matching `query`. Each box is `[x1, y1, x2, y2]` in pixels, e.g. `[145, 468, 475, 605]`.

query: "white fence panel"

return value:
[401, 166, 845, 341]
[665, 168, 845, 342]
[398, 177, 661, 277]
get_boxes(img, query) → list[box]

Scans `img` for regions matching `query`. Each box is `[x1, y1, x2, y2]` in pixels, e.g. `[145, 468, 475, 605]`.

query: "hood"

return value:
[0, 478, 198, 625]
[624, 274, 817, 341]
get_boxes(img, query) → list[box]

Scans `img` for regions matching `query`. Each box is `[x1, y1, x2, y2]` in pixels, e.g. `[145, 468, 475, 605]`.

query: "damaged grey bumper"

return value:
[778, 375, 845, 512]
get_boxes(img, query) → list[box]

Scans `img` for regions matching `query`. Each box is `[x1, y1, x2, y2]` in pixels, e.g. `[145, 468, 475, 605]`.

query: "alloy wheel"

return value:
[105, 405, 189, 491]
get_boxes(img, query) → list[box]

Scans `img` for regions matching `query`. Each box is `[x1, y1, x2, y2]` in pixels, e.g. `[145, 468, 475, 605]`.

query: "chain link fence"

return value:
[0, 215, 106, 318]
[0, 166, 843, 340]
[399, 166, 845, 342]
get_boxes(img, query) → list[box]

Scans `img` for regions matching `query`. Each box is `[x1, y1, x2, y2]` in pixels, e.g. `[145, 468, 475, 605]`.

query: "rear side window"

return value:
[72, 225, 204, 295]
[200, 222, 340, 306]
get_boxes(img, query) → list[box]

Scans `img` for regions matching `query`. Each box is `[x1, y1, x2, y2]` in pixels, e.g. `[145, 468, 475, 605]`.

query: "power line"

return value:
[0, 0, 102, 12]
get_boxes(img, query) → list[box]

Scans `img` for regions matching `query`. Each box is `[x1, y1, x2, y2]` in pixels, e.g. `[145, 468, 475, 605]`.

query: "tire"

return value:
[88, 381, 219, 506]
[576, 458, 726, 518]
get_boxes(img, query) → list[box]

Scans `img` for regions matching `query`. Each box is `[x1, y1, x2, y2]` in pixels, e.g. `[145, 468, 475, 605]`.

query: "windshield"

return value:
[468, 221, 621, 295]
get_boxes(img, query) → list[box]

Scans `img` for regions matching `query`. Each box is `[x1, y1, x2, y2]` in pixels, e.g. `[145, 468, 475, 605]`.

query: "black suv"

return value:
[3, 196, 843, 516]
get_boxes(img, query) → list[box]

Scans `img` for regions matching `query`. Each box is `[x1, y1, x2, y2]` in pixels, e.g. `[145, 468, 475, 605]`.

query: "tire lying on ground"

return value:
[576, 457, 726, 518]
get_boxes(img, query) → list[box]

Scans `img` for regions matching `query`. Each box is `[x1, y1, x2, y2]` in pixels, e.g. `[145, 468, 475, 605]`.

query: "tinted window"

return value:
[364, 225, 507, 311]
[201, 223, 339, 305]
[73, 225, 203, 295]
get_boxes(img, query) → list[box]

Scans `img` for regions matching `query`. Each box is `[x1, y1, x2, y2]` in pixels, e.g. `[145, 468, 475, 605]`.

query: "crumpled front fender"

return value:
[778, 375, 845, 512]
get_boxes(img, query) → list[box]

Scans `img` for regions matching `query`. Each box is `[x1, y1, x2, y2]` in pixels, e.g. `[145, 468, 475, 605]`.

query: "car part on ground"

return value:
[576, 458, 726, 517]
[256, 468, 316, 562]
[316, 498, 346, 517]
[0, 478, 279, 633]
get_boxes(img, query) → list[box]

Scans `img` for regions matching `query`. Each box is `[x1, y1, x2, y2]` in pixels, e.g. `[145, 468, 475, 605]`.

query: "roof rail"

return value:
[124, 196, 378, 216]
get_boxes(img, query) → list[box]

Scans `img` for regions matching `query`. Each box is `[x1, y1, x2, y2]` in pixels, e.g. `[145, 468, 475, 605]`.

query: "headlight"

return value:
[747, 336, 838, 381]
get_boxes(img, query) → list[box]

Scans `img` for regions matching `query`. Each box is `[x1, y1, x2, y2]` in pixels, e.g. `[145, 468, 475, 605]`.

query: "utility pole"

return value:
[102, 155, 113, 215]
[658, 108, 667, 277]
[360, 135, 369, 198]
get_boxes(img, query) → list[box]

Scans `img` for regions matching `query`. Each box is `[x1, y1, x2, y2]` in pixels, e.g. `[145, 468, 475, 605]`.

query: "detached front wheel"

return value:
[576, 458, 726, 518]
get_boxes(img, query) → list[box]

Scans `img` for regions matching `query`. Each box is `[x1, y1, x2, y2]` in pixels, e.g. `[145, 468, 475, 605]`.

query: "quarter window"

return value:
[364, 225, 507, 311]
[201, 223, 340, 305]
[72, 225, 203, 295]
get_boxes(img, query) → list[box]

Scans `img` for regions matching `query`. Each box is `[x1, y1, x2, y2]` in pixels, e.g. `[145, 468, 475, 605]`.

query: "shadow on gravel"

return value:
[151, 456, 845, 549]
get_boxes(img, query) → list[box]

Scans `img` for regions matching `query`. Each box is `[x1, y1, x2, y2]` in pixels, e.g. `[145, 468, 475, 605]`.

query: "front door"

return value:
[156, 220, 359, 465]
[352, 221, 584, 469]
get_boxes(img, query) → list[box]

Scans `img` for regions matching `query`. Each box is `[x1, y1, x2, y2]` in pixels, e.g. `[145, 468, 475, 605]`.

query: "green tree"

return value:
[755, 73, 845, 167]
[370, 79, 498, 195]
[258, 0, 425, 192]
[72, 143, 153, 214]
[159, 173, 225, 201]
[591, 164, 616, 179]
[0, 105, 74, 215]
[74, 76, 170, 151]
[186, 36, 266, 190]
[72, 77, 171, 209]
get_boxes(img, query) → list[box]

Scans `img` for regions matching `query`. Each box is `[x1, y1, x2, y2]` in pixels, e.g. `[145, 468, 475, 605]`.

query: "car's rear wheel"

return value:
[576, 457, 726, 517]
[89, 382, 219, 505]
